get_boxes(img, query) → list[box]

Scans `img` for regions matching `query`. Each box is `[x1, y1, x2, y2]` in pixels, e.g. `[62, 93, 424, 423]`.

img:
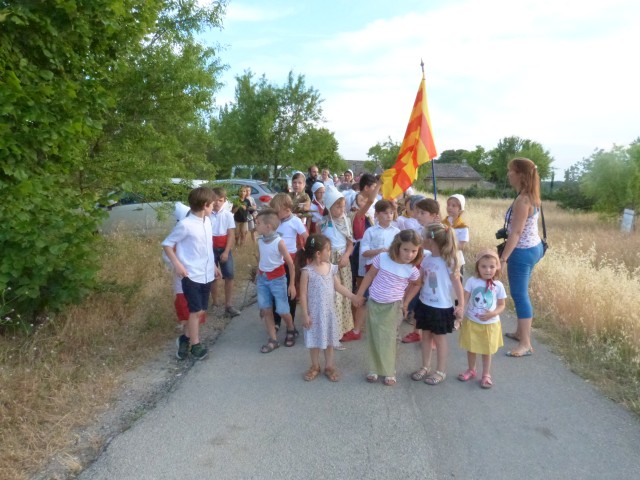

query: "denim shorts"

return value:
[213, 248, 234, 279]
[257, 273, 290, 315]
[181, 277, 213, 313]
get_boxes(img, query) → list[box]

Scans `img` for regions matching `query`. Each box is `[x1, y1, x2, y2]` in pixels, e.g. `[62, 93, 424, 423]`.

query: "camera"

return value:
[495, 228, 509, 240]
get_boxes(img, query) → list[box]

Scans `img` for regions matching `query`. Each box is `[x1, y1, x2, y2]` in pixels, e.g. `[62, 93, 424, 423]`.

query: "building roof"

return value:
[424, 163, 483, 179]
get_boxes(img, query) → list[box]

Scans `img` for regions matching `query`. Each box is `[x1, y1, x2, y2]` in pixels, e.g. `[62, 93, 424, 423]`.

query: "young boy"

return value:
[162, 187, 219, 360]
[255, 209, 297, 352]
[270, 193, 309, 332]
[210, 187, 241, 317]
[342, 199, 399, 342]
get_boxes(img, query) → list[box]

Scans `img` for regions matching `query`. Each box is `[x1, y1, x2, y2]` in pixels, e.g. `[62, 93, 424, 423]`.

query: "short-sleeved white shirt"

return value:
[464, 277, 506, 325]
[162, 215, 215, 284]
[276, 215, 307, 253]
[418, 252, 455, 308]
[360, 224, 400, 266]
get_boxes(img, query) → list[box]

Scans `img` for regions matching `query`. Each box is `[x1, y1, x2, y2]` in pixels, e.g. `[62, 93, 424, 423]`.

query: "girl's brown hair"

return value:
[388, 229, 424, 266]
[424, 223, 460, 273]
[509, 157, 541, 206]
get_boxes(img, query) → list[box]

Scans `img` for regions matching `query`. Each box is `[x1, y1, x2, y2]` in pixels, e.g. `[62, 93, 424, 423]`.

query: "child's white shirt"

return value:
[277, 215, 307, 253]
[464, 277, 506, 325]
[360, 224, 400, 266]
[162, 215, 215, 284]
[418, 252, 455, 308]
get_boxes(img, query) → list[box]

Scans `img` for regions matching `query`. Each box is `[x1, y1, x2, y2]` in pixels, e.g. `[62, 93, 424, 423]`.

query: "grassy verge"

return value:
[0, 233, 257, 479]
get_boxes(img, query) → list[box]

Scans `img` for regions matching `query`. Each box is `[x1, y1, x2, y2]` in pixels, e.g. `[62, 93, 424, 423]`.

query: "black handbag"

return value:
[540, 204, 549, 256]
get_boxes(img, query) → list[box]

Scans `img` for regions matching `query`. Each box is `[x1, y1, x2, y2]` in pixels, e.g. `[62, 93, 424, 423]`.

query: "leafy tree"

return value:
[581, 145, 634, 213]
[0, 1, 227, 327]
[292, 127, 346, 174]
[365, 137, 400, 173]
[211, 70, 331, 179]
[437, 149, 469, 164]
[462, 145, 490, 178]
[485, 136, 553, 187]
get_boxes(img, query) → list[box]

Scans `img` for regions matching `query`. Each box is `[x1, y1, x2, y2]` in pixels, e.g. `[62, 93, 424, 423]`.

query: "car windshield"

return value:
[258, 182, 275, 193]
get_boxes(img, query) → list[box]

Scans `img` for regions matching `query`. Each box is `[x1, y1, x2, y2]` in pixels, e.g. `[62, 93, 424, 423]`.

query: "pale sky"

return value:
[206, 0, 640, 178]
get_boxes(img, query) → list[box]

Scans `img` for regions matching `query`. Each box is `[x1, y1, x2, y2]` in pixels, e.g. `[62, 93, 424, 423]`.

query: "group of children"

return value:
[162, 175, 507, 389]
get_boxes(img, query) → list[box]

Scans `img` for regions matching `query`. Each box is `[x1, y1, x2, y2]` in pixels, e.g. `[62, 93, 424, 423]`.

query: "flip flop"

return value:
[505, 348, 533, 357]
[504, 332, 520, 341]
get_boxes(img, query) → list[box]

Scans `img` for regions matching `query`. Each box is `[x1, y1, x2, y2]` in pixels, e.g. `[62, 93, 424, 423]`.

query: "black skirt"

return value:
[414, 300, 455, 335]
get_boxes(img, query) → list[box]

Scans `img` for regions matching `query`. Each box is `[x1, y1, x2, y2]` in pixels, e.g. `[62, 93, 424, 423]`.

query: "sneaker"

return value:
[225, 306, 241, 317]
[334, 343, 347, 351]
[176, 335, 190, 360]
[401, 331, 421, 343]
[340, 329, 361, 342]
[190, 343, 208, 360]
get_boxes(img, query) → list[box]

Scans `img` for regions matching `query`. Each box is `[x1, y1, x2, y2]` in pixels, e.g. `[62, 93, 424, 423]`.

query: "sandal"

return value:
[260, 338, 279, 353]
[366, 373, 379, 383]
[480, 374, 493, 389]
[457, 368, 477, 382]
[411, 366, 432, 381]
[383, 376, 397, 386]
[424, 370, 446, 385]
[284, 330, 296, 347]
[324, 367, 341, 382]
[504, 332, 520, 341]
[304, 366, 321, 381]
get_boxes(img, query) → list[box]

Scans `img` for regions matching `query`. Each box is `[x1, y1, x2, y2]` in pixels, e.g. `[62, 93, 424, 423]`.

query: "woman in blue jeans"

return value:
[499, 158, 544, 357]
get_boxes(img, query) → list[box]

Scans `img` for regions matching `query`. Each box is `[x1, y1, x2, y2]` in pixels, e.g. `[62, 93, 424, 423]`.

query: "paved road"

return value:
[80, 304, 640, 480]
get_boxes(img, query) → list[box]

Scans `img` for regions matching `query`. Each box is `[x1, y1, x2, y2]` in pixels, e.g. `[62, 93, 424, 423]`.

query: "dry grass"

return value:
[464, 198, 640, 413]
[0, 233, 257, 479]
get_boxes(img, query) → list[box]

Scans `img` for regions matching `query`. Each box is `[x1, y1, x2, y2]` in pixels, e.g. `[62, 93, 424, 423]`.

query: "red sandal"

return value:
[457, 368, 477, 382]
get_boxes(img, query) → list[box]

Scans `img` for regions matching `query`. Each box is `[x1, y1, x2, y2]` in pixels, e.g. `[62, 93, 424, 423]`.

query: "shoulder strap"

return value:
[539, 204, 547, 241]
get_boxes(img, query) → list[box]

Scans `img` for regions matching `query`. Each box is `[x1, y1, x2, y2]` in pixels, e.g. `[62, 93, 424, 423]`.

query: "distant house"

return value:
[423, 163, 487, 190]
[344, 160, 369, 176]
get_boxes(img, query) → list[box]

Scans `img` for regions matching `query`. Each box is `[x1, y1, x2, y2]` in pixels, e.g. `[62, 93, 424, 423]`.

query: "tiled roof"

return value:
[424, 163, 483, 179]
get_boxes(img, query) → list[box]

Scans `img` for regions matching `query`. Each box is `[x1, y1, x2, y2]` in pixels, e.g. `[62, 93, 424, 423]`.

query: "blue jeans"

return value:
[507, 242, 544, 319]
[257, 273, 290, 315]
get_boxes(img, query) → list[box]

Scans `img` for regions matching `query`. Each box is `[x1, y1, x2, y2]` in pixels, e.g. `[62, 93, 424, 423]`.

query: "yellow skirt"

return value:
[458, 318, 503, 355]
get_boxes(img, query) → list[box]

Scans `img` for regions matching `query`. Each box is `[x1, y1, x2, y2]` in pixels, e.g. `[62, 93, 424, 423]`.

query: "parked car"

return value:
[207, 179, 276, 209]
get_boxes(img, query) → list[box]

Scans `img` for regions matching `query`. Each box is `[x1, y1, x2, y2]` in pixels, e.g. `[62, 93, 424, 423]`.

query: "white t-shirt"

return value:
[464, 277, 506, 325]
[418, 252, 455, 308]
[161, 215, 215, 284]
[360, 224, 400, 266]
[276, 215, 307, 254]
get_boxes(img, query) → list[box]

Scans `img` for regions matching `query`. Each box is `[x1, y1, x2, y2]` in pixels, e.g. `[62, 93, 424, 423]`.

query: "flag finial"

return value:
[420, 58, 425, 76]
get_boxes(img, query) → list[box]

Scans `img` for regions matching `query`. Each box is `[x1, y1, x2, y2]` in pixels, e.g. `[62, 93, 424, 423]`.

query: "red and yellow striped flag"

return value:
[381, 75, 437, 200]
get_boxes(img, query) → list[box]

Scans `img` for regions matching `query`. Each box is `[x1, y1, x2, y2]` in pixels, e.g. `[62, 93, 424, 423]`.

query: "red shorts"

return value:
[174, 293, 206, 324]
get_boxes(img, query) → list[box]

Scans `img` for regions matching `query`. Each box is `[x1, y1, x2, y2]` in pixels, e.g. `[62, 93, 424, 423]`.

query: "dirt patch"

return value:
[32, 284, 256, 480]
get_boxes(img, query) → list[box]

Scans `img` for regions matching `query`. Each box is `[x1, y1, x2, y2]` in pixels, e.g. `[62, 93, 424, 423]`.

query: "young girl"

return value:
[309, 182, 325, 234]
[406, 223, 464, 385]
[320, 186, 355, 341]
[458, 249, 506, 389]
[355, 230, 423, 386]
[443, 194, 469, 275]
[299, 234, 360, 382]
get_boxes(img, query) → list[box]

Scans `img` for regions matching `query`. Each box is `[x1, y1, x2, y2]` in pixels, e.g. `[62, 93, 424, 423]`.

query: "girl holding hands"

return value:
[406, 223, 464, 386]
